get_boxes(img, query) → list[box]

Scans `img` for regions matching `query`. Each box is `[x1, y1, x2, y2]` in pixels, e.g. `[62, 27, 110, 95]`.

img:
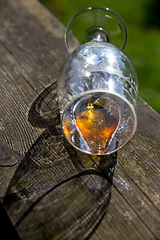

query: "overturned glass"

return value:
[57, 7, 138, 155]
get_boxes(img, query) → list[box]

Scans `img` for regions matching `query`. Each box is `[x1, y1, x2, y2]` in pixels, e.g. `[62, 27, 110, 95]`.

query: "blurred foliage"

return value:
[39, 0, 160, 114]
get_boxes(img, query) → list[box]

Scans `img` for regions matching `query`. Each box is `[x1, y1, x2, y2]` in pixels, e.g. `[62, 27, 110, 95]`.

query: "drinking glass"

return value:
[57, 7, 138, 155]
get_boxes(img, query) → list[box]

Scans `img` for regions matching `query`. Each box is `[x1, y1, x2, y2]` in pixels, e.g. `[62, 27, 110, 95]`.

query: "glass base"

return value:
[65, 7, 128, 53]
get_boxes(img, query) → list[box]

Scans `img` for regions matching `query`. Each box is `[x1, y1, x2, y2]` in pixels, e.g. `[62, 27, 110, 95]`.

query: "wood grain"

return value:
[0, 0, 159, 239]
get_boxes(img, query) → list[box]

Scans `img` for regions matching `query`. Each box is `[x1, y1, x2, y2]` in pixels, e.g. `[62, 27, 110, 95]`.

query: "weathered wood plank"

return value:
[0, 0, 67, 197]
[91, 98, 160, 240]
[0, 0, 159, 239]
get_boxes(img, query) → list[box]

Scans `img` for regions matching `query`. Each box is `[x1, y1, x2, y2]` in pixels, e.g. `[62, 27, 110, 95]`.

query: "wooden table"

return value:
[0, 0, 160, 239]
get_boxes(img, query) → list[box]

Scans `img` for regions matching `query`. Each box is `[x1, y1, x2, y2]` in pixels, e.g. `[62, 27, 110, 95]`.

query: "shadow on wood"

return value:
[2, 83, 117, 240]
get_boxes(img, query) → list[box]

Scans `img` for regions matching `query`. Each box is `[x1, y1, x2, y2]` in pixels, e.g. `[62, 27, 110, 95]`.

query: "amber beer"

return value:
[62, 92, 122, 155]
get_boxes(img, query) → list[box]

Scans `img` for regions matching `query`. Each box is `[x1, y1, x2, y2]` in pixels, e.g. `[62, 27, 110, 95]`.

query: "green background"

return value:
[39, 0, 160, 114]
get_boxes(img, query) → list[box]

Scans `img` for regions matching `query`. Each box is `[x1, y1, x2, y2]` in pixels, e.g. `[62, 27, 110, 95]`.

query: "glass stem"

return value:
[83, 27, 111, 44]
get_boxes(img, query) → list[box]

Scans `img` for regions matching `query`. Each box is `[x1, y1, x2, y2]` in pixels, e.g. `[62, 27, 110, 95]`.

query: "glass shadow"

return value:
[2, 83, 117, 240]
